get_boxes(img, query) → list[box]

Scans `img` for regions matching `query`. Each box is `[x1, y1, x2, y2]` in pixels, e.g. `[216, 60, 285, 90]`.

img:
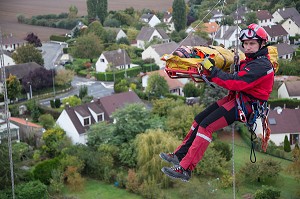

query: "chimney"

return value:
[97, 97, 100, 104]
[283, 104, 286, 109]
[65, 102, 70, 109]
[283, 7, 285, 11]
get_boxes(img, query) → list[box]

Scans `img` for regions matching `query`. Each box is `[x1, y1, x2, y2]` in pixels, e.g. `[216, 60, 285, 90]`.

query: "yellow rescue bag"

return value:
[161, 45, 279, 82]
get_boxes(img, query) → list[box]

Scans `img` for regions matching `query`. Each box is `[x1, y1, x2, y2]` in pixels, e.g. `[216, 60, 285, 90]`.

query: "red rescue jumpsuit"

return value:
[174, 47, 274, 171]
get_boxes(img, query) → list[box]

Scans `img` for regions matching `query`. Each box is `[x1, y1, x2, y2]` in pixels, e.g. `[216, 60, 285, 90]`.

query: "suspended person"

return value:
[160, 24, 275, 182]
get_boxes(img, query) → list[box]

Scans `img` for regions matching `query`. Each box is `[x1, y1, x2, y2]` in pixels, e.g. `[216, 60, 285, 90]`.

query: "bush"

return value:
[33, 158, 60, 185]
[284, 135, 291, 152]
[254, 185, 280, 199]
[39, 114, 55, 130]
[212, 140, 232, 161]
[55, 98, 61, 108]
[15, 180, 48, 199]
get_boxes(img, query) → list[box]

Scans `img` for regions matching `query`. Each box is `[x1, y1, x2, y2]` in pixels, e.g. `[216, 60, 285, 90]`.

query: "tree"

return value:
[151, 98, 184, 117]
[87, 21, 105, 38]
[87, 0, 97, 21]
[6, 74, 22, 101]
[24, 32, 42, 47]
[97, 0, 108, 24]
[38, 114, 55, 130]
[55, 69, 74, 86]
[244, 12, 258, 25]
[86, 122, 115, 148]
[287, 145, 300, 181]
[172, 0, 187, 31]
[112, 103, 153, 144]
[12, 44, 44, 65]
[22, 67, 53, 92]
[183, 82, 201, 97]
[135, 129, 181, 187]
[71, 33, 103, 63]
[201, 84, 227, 106]
[240, 158, 282, 183]
[41, 128, 71, 158]
[79, 85, 88, 99]
[62, 96, 81, 107]
[284, 135, 291, 152]
[86, 0, 107, 24]
[114, 79, 129, 93]
[145, 73, 169, 99]
[166, 104, 203, 139]
[68, 5, 78, 19]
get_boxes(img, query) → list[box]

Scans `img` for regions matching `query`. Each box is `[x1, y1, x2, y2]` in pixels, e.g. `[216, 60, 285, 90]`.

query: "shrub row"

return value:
[268, 98, 300, 109]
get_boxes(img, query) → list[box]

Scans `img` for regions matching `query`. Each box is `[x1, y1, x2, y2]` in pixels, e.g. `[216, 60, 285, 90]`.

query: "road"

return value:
[38, 42, 114, 106]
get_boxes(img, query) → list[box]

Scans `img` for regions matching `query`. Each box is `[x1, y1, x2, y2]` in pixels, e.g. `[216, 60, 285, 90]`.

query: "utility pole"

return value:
[0, 27, 16, 199]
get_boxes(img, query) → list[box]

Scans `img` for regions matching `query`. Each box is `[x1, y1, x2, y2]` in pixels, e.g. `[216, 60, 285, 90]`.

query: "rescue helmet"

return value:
[239, 23, 268, 42]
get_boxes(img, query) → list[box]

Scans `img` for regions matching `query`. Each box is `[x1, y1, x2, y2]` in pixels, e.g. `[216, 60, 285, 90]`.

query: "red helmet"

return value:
[239, 23, 268, 42]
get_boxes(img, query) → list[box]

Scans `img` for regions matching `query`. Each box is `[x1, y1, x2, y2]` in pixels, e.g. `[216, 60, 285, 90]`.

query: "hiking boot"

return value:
[161, 165, 191, 182]
[159, 152, 180, 165]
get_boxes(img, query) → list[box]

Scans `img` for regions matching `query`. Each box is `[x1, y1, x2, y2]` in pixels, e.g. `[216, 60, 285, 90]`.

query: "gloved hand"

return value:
[201, 58, 215, 71]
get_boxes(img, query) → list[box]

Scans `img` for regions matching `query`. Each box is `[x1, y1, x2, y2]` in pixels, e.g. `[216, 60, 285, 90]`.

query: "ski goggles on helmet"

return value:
[239, 28, 261, 41]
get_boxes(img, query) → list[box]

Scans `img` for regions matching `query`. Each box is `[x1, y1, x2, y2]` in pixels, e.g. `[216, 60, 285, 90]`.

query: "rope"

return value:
[0, 27, 16, 199]
[174, 0, 224, 53]
[211, 0, 227, 45]
[231, 124, 236, 199]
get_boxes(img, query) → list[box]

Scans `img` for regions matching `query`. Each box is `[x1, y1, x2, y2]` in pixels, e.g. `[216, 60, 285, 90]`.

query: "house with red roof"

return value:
[9, 117, 44, 146]
[141, 70, 184, 96]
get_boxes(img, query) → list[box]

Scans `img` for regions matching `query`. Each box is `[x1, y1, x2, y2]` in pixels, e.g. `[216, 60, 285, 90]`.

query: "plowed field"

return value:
[0, 0, 173, 41]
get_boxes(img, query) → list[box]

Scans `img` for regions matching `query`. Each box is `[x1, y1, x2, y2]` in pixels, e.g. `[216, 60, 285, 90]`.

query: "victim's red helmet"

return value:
[239, 23, 268, 42]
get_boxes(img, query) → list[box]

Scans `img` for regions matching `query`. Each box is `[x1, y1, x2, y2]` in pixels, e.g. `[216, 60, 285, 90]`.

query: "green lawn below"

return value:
[63, 132, 299, 199]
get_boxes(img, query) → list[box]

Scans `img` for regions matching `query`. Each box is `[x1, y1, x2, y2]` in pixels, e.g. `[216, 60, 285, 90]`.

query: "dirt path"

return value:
[0, 0, 173, 41]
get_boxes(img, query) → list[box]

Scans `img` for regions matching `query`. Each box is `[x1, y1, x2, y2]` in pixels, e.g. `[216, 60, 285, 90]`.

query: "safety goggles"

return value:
[239, 28, 260, 40]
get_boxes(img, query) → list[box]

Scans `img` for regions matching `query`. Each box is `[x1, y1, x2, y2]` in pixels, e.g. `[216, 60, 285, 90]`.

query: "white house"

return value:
[256, 10, 275, 27]
[142, 41, 178, 69]
[281, 15, 300, 37]
[278, 81, 300, 99]
[95, 49, 134, 73]
[56, 91, 143, 144]
[136, 27, 170, 49]
[209, 9, 224, 23]
[56, 101, 106, 144]
[105, 27, 127, 40]
[1, 34, 26, 52]
[140, 14, 161, 27]
[2, 52, 15, 66]
[263, 24, 289, 44]
[163, 11, 175, 33]
[0, 119, 20, 144]
[214, 25, 241, 48]
[142, 70, 184, 96]
[268, 108, 300, 146]
[272, 7, 300, 24]
[275, 43, 295, 60]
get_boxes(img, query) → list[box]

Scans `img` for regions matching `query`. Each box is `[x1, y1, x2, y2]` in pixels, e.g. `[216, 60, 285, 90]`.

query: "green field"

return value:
[63, 133, 299, 199]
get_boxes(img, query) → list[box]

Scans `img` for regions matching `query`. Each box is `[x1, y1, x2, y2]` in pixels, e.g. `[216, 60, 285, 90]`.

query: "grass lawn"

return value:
[63, 179, 142, 199]
[63, 131, 299, 199]
[218, 131, 299, 199]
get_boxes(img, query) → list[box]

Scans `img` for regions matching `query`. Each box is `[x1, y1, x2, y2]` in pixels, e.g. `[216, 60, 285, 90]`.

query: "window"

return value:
[83, 118, 90, 126]
[269, 118, 276, 125]
[97, 114, 103, 122]
[100, 59, 105, 62]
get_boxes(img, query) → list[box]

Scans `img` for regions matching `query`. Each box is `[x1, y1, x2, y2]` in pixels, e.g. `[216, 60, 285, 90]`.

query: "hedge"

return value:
[268, 98, 300, 109]
[49, 35, 68, 42]
[95, 66, 143, 81]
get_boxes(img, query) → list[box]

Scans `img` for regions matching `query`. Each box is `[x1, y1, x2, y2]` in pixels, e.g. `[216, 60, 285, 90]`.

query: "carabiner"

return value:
[238, 109, 247, 123]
